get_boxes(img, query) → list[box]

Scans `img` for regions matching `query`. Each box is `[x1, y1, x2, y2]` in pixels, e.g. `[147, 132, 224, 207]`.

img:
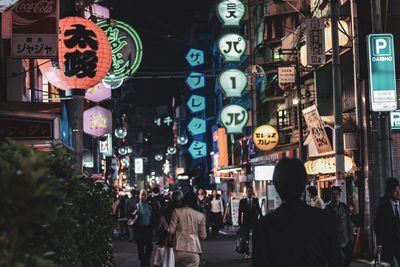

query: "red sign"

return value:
[12, 0, 58, 58]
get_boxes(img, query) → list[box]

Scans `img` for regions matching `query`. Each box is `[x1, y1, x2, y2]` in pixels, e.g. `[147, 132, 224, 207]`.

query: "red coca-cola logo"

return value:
[14, 0, 56, 19]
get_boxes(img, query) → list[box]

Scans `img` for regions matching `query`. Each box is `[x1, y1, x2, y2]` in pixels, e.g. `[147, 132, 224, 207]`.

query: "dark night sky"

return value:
[103, 0, 214, 107]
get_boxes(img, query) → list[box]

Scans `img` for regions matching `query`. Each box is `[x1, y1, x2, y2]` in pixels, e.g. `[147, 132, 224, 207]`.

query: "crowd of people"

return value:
[111, 158, 400, 267]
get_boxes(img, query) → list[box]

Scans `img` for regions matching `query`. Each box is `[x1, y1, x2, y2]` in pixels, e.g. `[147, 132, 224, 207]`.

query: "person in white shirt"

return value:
[210, 189, 224, 235]
[307, 186, 324, 209]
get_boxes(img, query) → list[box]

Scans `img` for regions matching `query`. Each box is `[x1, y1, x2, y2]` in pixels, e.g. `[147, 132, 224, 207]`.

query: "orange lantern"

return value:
[39, 17, 112, 90]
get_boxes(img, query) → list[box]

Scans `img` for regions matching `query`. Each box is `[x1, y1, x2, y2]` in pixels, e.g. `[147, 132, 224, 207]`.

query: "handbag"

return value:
[161, 247, 175, 267]
[153, 246, 165, 266]
[127, 215, 138, 226]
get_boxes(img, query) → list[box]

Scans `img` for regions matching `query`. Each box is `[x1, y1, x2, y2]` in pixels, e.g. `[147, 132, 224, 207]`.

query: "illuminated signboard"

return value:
[97, 19, 143, 89]
[218, 68, 247, 97]
[186, 71, 205, 90]
[99, 133, 113, 156]
[217, 0, 245, 27]
[187, 117, 206, 135]
[185, 48, 204, 67]
[252, 125, 279, 151]
[218, 33, 246, 62]
[187, 95, 206, 113]
[220, 104, 248, 134]
[83, 106, 112, 137]
[84, 82, 111, 103]
[188, 141, 207, 159]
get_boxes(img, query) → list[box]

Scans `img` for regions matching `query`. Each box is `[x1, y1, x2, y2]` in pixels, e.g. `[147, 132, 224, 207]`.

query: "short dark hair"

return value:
[331, 186, 342, 193]
[386, 183, 400, 194]
[131, 189, 137, 196]
[183, 191, 198, 210]
[306, 186, 318, 197]
[273, 158, 307, 201]
[386, 177, 399, 186]
[152, 187, 160, 194]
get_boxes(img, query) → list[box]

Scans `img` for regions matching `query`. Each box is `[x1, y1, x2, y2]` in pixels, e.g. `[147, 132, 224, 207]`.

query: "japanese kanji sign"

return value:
[97, 19, 143, 89]
[278, 67, 295, 84]
[83, 106, 112, 137]
[84, 82, 111, 103]
[218, 68, 247, 98]
[252, 125, 279, 151]
[306, 18, 325, 65]
[218, 33, 246, 62]
[187, 95, 206, 113]
[12, 0, 58, 58]
[217, 0, 245, 27]
[186, 72, 205, 90]
[187, 118, 206, 135]
[220, 104, 249, 134]
[302, 105, 333, 154]
[38, 17, 112, 90]
[188, 141, 207, 159]
[99, 133, 113, 156]
[185, 48, 204, 67]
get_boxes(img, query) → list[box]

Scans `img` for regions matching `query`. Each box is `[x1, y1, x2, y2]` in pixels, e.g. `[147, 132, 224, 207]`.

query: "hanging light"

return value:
[114, 127, 127, 139]
[167, 146, 177, 155]
[120, 156, 130, 168]
[177, 135, 188, 145]
[155, 154, 163, 161]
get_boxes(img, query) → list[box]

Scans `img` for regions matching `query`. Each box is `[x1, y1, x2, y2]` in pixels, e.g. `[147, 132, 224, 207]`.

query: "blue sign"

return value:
[188, 141, 207, 159]
[186, 72, 205, 90]
[187, 95, 206, 113]
[186, 49, 204, 67]
[187, 117, 206, 135]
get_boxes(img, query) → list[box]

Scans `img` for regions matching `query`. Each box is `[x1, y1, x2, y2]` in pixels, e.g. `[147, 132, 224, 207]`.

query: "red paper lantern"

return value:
[39, 17, 112, 90]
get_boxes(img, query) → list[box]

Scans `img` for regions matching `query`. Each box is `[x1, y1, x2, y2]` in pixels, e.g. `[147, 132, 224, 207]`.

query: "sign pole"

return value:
[72, 89, 84, 173]
[331, 0, 346, 200]
[296, 54, 305, 162]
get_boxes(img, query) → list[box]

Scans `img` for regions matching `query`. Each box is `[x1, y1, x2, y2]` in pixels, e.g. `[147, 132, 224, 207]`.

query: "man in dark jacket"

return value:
[375, 182, 400, 264]
[252, 158, 341, 267]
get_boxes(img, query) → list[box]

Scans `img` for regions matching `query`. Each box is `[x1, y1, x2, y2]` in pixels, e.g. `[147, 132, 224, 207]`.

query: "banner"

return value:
[302, 105, 333, 154]
[12, 0, 58, 58]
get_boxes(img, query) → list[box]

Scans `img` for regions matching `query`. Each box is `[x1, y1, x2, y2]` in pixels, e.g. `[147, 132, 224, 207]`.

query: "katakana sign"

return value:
[187, 95, 206, 113]
[220, 104, 248, 134]
[218, 33, 246, 62]
[218, 68, 247, 98]
[188, 141, 207, 159]
[217, 0, 245, 27]
[186, 72, 205, 90]
[252, 125, 279, 151]
[97, 19, 143, 88]
[185, 48, 204, 67]
[154, 116, 173, 127]
[84, 82, 111, 103]
[83, 106, 112, 137]
[187, 118, 206, 135]
[12, 0, 58, 58]
[367, 33, 397, 112]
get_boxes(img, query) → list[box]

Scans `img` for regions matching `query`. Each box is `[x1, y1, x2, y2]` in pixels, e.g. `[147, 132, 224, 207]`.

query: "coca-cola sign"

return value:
[12, 0, 58, 58]
[14, 0, 56, 19]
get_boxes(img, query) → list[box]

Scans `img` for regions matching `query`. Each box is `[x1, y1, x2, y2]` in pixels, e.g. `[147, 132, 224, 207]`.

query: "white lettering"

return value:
[375, 38, 387, 55]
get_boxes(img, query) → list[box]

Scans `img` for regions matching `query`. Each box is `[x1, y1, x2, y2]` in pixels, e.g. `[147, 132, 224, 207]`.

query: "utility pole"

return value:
[72, 89, 84, 173]
[295, 52, 305, 162]
[330, 0, 345, 197]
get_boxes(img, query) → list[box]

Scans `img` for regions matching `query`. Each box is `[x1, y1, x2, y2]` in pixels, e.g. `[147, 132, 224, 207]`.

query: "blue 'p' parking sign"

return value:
[367, 33, 397, 112]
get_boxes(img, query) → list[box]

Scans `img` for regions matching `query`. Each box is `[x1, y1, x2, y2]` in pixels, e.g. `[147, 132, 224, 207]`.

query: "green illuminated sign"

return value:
[218, 69, 247, 98]
[217, 0, 245, 27]
[220, 104, 248, 134]
[218, 33, 246, 62]
[98, 20, 143, 88]
[367, 33, 397, 111]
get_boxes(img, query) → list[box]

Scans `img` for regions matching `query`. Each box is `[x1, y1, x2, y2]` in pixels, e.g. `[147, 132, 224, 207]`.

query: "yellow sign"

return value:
[253, 125, 279, 151]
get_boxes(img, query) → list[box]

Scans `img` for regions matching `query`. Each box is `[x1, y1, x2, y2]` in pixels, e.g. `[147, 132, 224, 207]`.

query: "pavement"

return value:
[112, 228, 372, 267]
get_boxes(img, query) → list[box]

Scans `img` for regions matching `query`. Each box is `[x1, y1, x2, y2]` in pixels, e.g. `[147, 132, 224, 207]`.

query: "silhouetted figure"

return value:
[252, 158, 341, 267]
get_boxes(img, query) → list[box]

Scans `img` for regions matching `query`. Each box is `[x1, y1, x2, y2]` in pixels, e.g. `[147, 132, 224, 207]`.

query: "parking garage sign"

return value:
[367, 34, 397, 112]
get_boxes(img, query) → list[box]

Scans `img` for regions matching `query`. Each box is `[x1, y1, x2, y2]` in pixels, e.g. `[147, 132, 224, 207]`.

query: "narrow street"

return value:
[112, 229, 371, 267]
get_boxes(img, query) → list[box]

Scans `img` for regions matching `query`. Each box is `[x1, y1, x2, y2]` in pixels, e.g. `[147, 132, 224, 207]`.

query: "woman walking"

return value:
[133, 189, 153, 267]
[210, 189, 224, 235]
[162, 191, 207, 267]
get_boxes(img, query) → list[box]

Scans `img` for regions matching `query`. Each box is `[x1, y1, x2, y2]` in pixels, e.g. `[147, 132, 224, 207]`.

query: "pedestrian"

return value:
[325, 186, 354, 267]
[307, 185, 324, 209]
[150, 187, 165, 245]
[210, 189, 224, 235]
[118, 195, 128, 239]
[112, 195, 120, 239]
[374, 180, 400, 265]
[159, 190, 184, 246]
[252, 158, 341, 267]
[238, 186, 262, 259]
[162, 191, 207, 267]
[133, 189, 153, 267]
[197, 188, 210, 234]
[125, 189, 139, 242]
